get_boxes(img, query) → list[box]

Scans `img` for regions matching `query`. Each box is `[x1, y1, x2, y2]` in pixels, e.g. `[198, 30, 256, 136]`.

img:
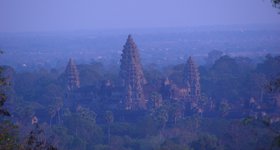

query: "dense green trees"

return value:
[0, 121, 18, 150]
[1, 52, 279, 149]
[0, 51, 19, 150]
[0, 51, 10, 117]
[190, 134, 223, 150]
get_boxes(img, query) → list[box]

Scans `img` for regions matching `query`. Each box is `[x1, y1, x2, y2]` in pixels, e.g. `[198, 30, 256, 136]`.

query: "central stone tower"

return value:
[120, 35, 146, 110]
[65, 58, 80, 91]
[184, 56, 201, 100]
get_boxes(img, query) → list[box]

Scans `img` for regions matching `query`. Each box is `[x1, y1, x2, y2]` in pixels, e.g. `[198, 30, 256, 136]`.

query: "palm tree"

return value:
[105, 111, 114, 145]
[170, 102, 185, 125]
[48, 105, 56, 127]
[152, 107, 169, 140]
[48, 97, 63, 127]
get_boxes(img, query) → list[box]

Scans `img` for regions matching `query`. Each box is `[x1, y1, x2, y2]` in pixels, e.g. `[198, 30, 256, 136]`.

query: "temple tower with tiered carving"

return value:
[120, 35, 146, 110]
[65, 58, 80, 91]
[184, 57, 201, 99]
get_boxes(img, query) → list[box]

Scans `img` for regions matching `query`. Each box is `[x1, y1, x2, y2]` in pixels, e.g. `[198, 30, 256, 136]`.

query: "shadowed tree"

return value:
[170, 102, 184, 125]
[265, 66, 280, 149]
[268, 77, 280, 93]
[204, 55, 247, 101]
[152, 107, 169, 139]
[0, 51, 10, 117]
[48, 97, 64, 127]
[272, 0, 280, 10]
[262, 55, 280, 96]
[0, 50, 19, 150]
[205, 50, 224, 66]
[105, 111, 114, 145]
[24, 117, 57, 150]
[76, 106, 97, 123]
[257, 55, 280, 108]
[190, 134, 223, 150]
[219, 100, 231, 117]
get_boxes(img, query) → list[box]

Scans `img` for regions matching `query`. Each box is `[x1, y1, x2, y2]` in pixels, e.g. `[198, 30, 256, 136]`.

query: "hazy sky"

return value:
[1, 0, 280, 32]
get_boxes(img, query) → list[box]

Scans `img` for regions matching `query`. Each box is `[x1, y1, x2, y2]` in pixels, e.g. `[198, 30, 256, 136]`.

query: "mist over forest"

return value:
[1, 1, 280, 150]
[1, 25, 280, 71]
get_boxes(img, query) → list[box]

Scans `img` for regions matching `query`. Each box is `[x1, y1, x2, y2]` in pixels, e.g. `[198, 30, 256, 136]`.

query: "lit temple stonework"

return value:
[120, 35, 146, 110]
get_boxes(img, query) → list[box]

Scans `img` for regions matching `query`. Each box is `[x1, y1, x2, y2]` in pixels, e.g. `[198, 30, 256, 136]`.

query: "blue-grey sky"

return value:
[0, 0, 280, 32]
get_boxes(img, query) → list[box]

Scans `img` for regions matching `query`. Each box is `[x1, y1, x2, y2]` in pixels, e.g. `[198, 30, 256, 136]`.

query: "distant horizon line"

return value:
[1, 23, 280, 34]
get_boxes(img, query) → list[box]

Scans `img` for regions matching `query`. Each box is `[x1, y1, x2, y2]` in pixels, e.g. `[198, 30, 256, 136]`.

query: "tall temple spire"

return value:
[185, 56, 201, 98]
[120, 35, 146, 110]
[65, 58, 80, 91]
